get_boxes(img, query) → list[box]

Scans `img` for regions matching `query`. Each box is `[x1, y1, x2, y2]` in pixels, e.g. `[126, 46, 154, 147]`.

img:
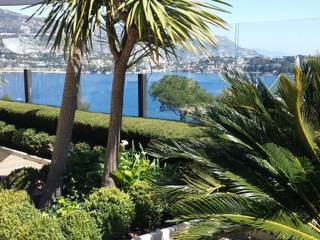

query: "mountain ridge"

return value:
[0, 8, 259, 58]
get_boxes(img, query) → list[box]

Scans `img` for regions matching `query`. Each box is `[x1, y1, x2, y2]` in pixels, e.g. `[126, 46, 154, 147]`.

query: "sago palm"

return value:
[151, 56, 320, 240]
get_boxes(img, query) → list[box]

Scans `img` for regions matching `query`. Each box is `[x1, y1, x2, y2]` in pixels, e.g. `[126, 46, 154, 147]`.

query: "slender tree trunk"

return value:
[101, 28, 137, 187]
[101, 62, 126, 186]
[38, 48, 82, 208]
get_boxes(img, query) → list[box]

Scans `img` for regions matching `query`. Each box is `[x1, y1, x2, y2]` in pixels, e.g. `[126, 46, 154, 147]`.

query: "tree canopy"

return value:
[150, 75, 214, 120]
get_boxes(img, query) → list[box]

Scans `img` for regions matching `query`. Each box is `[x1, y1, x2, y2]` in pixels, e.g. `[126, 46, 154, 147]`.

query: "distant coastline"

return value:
[1, 68, 283, 77]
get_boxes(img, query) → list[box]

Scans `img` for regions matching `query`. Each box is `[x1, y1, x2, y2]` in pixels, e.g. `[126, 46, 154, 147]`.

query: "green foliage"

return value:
[150, 75, 214, 120]
[85, 188, 135, 240]
[0, 189, 33, 209]
[3, 166, 49, 202]
[1, 95, 12, 102]
[49, 196, 82, 217]
[0, 101, 201, 147]
[59, 210, 102, 240]
[0, 190, 65, 240]
[63, 143, 104, 197]
[113, 142, 160, 189]
[128, 181, 164, 229]
[18, 213, 65, 240]
[0, 191, 34, 240]
[35, 0, 229, 65]
[0, 120, 54, 158]
[151, 56, 320, 240]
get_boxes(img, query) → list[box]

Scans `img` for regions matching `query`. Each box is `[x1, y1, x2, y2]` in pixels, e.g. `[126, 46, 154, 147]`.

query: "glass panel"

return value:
[0, 17, 318, 121]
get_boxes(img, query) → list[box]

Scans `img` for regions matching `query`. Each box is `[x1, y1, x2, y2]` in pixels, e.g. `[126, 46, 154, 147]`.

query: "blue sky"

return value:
[1, 0, 320, 55]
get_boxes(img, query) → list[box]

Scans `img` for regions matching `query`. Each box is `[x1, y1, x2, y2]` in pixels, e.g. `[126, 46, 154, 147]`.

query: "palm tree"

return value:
[101, 0, 231, 186]
[34, 0, 100, 207]
[34, 0, 230, 205]
[151, 56, 320, 240]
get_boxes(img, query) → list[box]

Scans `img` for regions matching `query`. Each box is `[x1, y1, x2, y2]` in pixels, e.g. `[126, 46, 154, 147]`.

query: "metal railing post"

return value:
[24, 69, 32, 103]
[138, 73, 147, 117]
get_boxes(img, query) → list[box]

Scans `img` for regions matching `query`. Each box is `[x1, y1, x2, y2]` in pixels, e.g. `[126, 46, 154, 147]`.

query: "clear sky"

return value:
[1, 0, 320, 56]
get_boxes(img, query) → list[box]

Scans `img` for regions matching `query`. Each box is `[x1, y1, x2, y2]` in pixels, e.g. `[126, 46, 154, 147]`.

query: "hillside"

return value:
[0, 8, 259, 58]
[0, 8, 42, 34]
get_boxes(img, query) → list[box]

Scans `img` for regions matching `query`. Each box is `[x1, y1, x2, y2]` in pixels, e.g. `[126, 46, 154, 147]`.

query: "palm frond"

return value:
[278, 69, 318, 159]
[120, 0, 230, 59]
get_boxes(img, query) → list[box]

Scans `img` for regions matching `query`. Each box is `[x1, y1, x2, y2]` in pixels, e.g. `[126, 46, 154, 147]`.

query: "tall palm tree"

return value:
[33, 0, 100, 207]
[101, 0, 231, 186]
[151, 56, 320, 240]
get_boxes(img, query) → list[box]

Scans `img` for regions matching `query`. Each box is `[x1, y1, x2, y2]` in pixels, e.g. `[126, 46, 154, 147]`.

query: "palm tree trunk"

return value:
[101, 28, 137, 187]
[101, 62, 126, 186]
[38, 48, 82, 208]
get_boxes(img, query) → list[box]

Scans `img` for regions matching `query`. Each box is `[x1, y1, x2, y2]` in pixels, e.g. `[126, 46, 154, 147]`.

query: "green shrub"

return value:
[0, 100, 201, 147]
[86, 188, 135, 240]
[59, 210, 102, 240]
[0, 189, 33, 210]
[0, 123, 15, 146]
[48, 196, 82, 217]
[128, 181, 164, 229]
[0, 190, 65, 240]
[1, 95, 12, 102]
[0, 190, 34, 240]
[63, 143, 104, 197]
[18, 213, 65, 240]
[0, 120, 54, 157]
[3, 166, 49, 202]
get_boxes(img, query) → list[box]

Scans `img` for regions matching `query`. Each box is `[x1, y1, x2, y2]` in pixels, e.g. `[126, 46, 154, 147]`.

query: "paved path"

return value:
[0, 147, 46, 178]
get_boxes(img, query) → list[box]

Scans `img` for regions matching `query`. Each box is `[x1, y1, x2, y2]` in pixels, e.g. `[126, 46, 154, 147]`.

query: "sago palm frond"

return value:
[151, 57, 320, 240]
[278, 68, 318, 159]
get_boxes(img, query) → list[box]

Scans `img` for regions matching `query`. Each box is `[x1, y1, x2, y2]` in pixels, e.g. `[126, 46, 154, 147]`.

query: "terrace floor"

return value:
[0, 147, 47, 179]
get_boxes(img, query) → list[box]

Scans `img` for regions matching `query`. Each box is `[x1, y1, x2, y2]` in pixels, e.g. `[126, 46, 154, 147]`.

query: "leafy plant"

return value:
[113, 141, 160, 189]
[48, 196, 82, 217]
[0, 190, 65, 240]
[3, 166, 49, 203]
[63, 143, 104, 197]
[128, 180, 164, 229]
[0, 121, 54, 158]
[85, 187, 135, 240]
[1, 95, 12, 102]
[150, 75, 214, 121]
[59, 210, 102, 240]
[151, 56, 320, 240]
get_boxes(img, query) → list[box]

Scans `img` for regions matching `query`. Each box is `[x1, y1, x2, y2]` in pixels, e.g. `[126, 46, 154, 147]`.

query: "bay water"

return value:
[0, 72, 277, 120]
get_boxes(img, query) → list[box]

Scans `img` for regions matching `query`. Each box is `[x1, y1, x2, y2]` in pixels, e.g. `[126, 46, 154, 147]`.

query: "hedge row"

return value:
[0, 121, 54, 158]
[0, 101, 201, 147]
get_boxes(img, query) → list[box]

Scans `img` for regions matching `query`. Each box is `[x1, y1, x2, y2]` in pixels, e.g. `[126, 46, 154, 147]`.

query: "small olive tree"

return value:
[150, 75, 214, 121]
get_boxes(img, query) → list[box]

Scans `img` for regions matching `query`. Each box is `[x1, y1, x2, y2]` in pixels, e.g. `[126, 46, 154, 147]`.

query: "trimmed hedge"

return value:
[128, 181, 164, 228]
[0, 101, 201, 147]
[0, 120, 54, 158]
[59, 210, 102, 240]
[0, 190, 65, 240]
[85, 188, 135, 240]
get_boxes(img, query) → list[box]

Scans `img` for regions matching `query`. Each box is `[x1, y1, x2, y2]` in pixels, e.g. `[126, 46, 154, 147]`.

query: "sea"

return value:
[0, 72, 277, 121]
